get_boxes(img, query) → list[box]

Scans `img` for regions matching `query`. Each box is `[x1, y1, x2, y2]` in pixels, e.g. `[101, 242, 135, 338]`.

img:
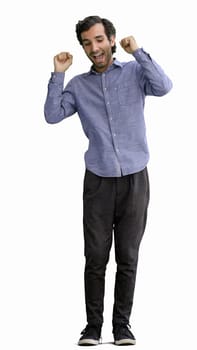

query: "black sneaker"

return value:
[78, 324, 102, 346]
[113, 324, 136, 345]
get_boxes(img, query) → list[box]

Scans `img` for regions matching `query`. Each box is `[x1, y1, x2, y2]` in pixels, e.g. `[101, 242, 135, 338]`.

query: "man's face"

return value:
[81, 23, 115, 73]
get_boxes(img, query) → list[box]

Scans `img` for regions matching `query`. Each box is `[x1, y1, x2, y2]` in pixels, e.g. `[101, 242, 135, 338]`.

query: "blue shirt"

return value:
[44, 48, 172, 177]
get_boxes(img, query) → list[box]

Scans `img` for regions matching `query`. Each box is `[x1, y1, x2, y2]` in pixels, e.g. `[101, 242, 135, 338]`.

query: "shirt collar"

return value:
[88, 58, 123, 75]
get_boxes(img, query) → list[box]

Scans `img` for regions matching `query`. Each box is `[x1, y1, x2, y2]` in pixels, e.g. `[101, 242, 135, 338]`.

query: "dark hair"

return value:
[76, 15, 116, 54]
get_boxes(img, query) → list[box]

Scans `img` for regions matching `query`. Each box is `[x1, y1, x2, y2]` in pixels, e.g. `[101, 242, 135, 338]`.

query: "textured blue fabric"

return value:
[44, 48, 172, 176]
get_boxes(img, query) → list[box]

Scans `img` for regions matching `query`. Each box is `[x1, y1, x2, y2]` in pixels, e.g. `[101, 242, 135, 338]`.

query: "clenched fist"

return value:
[120, 36, 139, 54]
[54, 52, 73, 72]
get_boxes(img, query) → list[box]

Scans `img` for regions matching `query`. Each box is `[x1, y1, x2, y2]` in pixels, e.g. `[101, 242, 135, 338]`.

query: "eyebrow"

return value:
[82, 35, 104, 43]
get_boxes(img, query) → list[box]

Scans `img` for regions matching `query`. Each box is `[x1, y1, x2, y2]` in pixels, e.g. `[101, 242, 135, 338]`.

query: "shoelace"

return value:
[113, 323, 132, 335]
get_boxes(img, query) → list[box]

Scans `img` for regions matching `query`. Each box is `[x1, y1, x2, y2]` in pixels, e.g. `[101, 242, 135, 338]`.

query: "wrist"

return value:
[131, 46, 140, 54]
[54, 68, 66, 73]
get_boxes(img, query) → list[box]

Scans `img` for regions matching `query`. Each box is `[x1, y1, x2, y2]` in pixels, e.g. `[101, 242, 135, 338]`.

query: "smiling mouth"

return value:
[92, 53, 105, 62]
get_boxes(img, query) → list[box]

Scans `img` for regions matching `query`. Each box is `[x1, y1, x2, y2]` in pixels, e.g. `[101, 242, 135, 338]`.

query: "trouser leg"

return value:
[112, 167, 150, 325]
[83, 170, 115, 325]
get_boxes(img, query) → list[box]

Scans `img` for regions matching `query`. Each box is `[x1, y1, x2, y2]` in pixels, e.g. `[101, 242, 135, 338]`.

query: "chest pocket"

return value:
[118, 82, 140, 106]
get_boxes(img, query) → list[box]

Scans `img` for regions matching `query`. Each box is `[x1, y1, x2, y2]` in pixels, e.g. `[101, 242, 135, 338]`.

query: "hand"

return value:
[120, 36, 139, 54]
[53, 52, 73, 72]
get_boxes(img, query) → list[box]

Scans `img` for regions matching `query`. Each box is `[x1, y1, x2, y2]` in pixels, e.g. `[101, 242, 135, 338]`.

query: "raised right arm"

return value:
[44, 52, 76, 124]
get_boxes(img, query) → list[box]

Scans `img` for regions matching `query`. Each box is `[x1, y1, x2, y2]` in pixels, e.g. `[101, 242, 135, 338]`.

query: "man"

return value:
[44, 15, 172, 346]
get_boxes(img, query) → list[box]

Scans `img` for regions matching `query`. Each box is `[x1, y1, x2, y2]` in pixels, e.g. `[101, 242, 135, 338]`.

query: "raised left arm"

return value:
[120, 36, 173, 96]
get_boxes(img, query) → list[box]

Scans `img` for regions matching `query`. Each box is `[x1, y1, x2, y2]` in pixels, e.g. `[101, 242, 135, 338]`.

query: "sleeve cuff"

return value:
[132, 48, 152, 62]
[50, 72, 65, 83]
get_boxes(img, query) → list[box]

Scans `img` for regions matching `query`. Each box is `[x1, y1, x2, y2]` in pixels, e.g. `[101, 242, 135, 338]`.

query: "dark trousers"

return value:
[83, 167, 150, 326]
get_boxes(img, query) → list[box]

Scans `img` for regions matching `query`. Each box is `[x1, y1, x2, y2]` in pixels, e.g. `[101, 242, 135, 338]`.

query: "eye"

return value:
[83, 41, 91, 47]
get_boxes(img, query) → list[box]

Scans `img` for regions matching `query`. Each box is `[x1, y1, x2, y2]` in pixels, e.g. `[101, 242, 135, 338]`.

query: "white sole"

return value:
[115, 338, 136, 345]
[78, 338, 99, 346]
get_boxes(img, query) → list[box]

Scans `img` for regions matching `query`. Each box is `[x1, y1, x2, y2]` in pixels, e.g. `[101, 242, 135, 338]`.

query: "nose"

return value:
[91, 41, 99, 53]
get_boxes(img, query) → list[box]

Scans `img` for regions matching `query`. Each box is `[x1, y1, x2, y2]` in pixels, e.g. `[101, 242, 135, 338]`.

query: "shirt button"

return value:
[116, 148, 120, 153]
[113, 133, 116, 137]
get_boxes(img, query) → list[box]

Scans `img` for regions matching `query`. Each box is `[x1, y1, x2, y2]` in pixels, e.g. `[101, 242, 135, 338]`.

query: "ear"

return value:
[110, 35, 116, 47]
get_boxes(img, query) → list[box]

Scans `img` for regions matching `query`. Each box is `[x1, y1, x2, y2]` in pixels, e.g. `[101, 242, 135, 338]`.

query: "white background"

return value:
[0, 0, 196, 349]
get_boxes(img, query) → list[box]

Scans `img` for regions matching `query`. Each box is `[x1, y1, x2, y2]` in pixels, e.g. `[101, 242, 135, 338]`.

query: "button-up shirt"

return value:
[44, 48, 172, 177]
